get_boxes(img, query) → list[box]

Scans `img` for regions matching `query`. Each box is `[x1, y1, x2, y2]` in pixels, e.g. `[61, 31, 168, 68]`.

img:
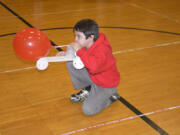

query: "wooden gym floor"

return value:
[0, 0, 180, 135]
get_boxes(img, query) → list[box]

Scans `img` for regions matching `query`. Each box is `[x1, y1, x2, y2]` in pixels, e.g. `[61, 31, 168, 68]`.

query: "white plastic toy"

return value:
[36, 57, 49, 70]
[36, 45, 84, 70]
[73, 56, 84, 69]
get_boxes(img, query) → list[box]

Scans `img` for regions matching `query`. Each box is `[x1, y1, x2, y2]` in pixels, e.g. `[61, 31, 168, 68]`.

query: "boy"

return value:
[58, 19, 120, 115]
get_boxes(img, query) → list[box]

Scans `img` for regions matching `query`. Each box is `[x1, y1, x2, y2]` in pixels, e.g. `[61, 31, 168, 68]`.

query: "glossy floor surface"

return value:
[0, 0, 180, 135]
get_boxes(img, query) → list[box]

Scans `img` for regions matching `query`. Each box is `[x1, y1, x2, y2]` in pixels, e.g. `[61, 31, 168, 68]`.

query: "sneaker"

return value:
[109, 93, 120, 102]
[70, 89, 89, 103]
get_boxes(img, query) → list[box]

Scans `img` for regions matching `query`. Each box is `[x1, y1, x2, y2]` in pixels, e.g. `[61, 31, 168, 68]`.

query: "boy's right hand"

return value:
[56, 51, 66, 56]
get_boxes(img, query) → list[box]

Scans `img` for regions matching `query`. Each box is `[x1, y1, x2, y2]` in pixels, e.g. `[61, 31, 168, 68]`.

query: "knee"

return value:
[82, 104, 98, 116]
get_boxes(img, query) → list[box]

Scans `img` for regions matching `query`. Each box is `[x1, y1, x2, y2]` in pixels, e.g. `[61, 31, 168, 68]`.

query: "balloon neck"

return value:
[51, 46, 56, 49]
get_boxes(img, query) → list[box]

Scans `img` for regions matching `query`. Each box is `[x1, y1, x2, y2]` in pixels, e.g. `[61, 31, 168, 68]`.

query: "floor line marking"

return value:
[0, 5, 123, 19]
[0, 41, 179, 74]
[113, 41, 180, 55]
[61, 105, 180, 135]
[0, 66, 36, 74]
[126, 2, 180, 23]
[119, 96, 168, 134]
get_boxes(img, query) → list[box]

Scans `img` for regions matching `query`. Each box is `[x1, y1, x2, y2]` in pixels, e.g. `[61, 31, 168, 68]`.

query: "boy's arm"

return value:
[77, 48, 107, 74]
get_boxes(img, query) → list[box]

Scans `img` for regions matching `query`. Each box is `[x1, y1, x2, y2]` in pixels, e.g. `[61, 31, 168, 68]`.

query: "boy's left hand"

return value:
[69, 42, 82, 52]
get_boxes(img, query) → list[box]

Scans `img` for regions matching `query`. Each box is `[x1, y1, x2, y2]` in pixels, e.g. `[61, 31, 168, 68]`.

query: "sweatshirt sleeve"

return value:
[77, 47, 107, 74]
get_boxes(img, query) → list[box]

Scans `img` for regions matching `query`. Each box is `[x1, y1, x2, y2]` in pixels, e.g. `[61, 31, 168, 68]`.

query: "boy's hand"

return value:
[56, 51, 66, 56]
[70, 42, 82, 52]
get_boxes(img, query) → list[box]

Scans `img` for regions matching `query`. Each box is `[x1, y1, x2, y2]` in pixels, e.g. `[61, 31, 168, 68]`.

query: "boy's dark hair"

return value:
[73, 19, 99, 41]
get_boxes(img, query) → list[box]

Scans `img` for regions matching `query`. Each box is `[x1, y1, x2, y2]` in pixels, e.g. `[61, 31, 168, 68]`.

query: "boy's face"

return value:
[74, 31, 94, 48]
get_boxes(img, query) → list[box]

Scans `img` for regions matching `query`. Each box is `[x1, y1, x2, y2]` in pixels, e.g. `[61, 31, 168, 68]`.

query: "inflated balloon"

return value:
[13, 28, 52, 61]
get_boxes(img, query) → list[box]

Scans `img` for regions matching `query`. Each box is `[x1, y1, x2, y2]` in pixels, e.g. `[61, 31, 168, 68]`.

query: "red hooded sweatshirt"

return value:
[77, 33, 120, 88]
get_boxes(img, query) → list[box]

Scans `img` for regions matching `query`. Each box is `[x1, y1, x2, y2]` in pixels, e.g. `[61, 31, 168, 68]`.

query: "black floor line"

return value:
[0, 1, 62, 51]
[1, 26, 180, 38]
[0, 32, 16, 38]
[100, 26, 180, 36]
[0, 1, 34, 28]
[119, 96, 169, 135]
[40, 26, 180, 36]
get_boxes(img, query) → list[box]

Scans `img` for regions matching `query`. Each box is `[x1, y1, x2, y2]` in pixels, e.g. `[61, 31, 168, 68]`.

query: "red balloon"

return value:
[13, 28, 52, 61]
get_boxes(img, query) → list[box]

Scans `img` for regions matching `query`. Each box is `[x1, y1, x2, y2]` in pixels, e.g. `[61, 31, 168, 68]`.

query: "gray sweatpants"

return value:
[66, 62, 117, 116]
